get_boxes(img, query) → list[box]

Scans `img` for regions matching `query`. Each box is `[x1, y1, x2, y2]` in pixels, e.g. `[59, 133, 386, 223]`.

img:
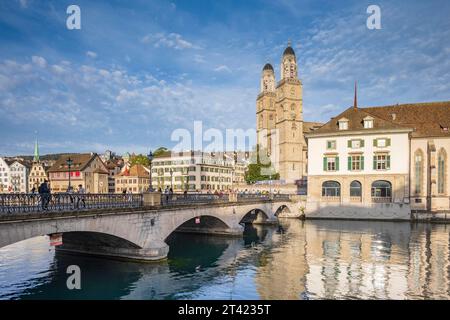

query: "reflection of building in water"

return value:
[254, 220, 309, 299]
[406, 224, 450, 299]
[303, 221, 411, 299]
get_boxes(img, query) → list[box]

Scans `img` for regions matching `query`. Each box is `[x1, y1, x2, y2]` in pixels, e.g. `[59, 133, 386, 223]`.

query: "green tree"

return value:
[244, 145, 279, 183]
[130, 154, 150, 167]
[153, 147, 169, 157]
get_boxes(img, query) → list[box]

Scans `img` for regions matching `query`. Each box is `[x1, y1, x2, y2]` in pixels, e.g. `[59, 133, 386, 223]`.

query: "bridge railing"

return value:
[0, 193, 143, 215]
[161, 193, 229, 206]
[237, 194, 270, 201]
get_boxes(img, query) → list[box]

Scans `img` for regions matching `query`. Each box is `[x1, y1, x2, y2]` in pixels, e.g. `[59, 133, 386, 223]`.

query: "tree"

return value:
[130, 154, 150, 167]
[244, 145, 279, 184]
[153, 147, 169, 157]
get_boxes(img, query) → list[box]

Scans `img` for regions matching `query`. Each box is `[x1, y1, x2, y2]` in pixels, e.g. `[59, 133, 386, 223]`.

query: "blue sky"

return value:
[0, 0, 449, 156]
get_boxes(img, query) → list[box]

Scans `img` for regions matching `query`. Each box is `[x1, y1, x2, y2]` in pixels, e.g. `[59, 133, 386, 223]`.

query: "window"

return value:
[348, 155, 364, 171]
[438, 149, 447, 194]
[373, 154, 390, 170]
[339, 120, 348, 130]
[414, 150, 423, 194]
[323, 156, 339, 171]
[348, 139, 364, 149]
[322, 181, 341, 197]
[326, 140, 336, 150]
[371, 180, 392, 199]
[373, 138, 391, 147]
[364, 119, 373, 129]
[350, 181, 362, 197]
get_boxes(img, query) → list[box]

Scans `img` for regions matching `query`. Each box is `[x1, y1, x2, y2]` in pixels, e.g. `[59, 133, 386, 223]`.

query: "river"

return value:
[1, 219, 449, 299]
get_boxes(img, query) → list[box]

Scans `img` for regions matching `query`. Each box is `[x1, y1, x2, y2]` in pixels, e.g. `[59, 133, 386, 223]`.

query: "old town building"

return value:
[115, 164, 150, 193]
[305, 100, 450, 215]
[256, 41, 322, 184]
[48, 153, 109, 193]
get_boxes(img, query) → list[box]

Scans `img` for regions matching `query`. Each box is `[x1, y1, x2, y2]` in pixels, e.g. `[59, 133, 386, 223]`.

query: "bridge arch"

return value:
[165, 215, 234, 240]
[275, 204, 292, 217]
[239, 208, 270, 224]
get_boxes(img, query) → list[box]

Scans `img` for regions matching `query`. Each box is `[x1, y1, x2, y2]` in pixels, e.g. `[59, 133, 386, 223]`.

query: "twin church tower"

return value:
[256, 41, 307, 183]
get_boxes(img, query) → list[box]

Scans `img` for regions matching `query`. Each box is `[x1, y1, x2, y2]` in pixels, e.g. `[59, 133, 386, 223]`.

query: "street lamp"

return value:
[147, 150, 154, 192]
[66, 157, 73, 192]
[169, 168, 174, 190]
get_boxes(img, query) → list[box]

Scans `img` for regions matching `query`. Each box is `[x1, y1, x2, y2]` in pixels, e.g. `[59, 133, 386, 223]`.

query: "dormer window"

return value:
[338, 118, 349, 130]
[363, 116, 374, 129]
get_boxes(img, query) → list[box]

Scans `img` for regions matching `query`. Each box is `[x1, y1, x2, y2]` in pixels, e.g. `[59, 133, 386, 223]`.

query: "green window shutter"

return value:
[360, 139, 365, 147]
[386, 138, 391, 147]
[361, 156, 365, 170]
[336, 157, 339, 171]
[326, 141, 330, 149]
[387, 155, 391, 169]
[323, 157, 327, 171]
[373, 139, 377, 147]
[373, 156, 377, 170]
[348, 156, 352, 170]
[348, 140, 352, 148]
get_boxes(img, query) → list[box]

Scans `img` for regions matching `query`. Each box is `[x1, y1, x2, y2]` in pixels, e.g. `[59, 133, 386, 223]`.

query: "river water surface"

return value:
[1, 219, 450, 299]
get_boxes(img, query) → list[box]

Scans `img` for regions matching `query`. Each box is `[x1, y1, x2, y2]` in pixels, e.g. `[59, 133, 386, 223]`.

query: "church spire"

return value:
[33, 136, 39, 162]
[353, 81, 358, 110]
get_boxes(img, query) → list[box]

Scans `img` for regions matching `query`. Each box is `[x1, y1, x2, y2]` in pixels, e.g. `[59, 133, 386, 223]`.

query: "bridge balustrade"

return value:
[161, 193, 229, 206]
[0, 193, 143, 215]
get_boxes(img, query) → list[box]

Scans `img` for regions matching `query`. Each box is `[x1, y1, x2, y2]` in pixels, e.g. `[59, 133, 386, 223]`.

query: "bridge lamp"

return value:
[147, 150, 154, 192]
[169, 168, 174, 190]
[66, 157, 73, 192]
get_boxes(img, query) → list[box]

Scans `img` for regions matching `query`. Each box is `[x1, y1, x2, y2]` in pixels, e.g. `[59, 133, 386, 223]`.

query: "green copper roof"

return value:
[33, 138, 39, 162]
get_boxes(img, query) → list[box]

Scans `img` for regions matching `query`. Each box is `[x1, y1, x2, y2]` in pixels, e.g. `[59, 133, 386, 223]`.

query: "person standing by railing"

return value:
[38, 180, 50, 210]
[76, 184, 86, 209]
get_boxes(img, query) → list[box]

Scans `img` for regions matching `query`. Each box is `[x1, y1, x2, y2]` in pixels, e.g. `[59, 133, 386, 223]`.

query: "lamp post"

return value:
[169, 168, 174, 191]
[147, 150, 154, 192]
[66, 157, 73, 192]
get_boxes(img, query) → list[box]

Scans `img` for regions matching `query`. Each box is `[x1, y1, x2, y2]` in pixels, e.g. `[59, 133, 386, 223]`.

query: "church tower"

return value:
[274, 41, 304, 183]
[256, 63, 277, 156]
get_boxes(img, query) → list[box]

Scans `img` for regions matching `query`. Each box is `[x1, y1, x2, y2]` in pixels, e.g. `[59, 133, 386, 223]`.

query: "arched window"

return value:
[322, 181, 341, 197]
[438, 149, 447, 194]
[371, 180, 392, 200]
[414, 149, 423, 194]
[350, 180, 362, 197]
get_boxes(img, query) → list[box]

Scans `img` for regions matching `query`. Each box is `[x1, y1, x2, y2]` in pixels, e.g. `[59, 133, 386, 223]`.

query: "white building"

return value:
[9, 160, 29, 193]
[0, 157, 11, 192]
[305, 104, 412, 219]
[151, 151, 235, 192]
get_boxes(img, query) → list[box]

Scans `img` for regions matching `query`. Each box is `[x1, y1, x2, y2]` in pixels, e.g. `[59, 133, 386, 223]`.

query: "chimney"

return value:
[391, 113, 397, 121]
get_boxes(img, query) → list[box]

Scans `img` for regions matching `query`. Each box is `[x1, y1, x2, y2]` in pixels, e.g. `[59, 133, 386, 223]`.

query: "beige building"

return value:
[256, 42, 322, 184]
[115, 164, 150, 193]
[48, 153, 109, 193]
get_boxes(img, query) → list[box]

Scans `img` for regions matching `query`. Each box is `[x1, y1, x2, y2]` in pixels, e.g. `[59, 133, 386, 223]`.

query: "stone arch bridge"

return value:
[0, 193, 300, 261]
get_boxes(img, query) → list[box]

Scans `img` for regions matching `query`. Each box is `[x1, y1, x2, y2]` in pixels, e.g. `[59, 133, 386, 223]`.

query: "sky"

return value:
[0, 0, 449, 156]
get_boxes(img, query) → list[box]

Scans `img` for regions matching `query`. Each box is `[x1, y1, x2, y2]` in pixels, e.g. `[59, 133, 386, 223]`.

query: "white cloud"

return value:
[214, 65, 232, 73]
[86, 51, 98, 58]
[141, 32, 200, 50]
[31, 56, 47, 68]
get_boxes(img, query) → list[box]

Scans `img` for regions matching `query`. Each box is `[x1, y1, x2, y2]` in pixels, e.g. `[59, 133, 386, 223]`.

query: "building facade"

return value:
[256, 42, 322, 184]
[115, 164, 150, 193]
[0, 157, 11, 192]
[9, 160, 29, 193]
[306, 101, 450, 215]
[48, 153, 109, 193]
[305, 105, 412, 218]
[151, 151, 234, 192]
